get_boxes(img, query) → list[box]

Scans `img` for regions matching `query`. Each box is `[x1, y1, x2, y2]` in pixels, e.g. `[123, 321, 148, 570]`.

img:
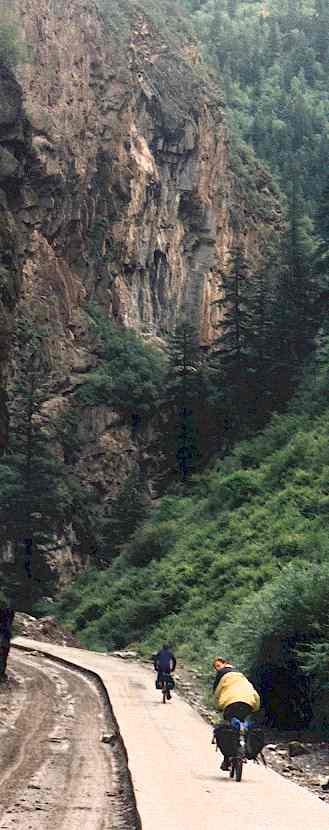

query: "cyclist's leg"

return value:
[217, 711, 234, 770]
[163, 673, 171, 698]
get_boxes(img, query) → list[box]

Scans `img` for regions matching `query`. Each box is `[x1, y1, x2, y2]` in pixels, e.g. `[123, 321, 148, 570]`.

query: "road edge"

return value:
[12, 642, 143, 830]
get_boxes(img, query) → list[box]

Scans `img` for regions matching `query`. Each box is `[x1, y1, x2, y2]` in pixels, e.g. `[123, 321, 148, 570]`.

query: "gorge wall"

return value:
[0, 0, 281, 583]
[0, 63, 33, 449]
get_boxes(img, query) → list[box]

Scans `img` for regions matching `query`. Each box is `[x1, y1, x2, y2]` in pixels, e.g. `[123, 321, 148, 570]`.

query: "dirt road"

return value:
[0, 648, 138, 830]
[11, 638, 329, 830]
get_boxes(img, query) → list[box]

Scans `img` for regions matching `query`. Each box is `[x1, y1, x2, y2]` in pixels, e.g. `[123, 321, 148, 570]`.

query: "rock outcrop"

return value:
[0, 63, 34, 448]
[0, 0, 282, 581]
[12, 0, 280, 348]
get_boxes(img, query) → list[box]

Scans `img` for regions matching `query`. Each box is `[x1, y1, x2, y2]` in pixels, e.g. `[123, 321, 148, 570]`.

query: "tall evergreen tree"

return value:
[0, 314, 72, 609]
[270, 192, 319, 404]
[315, 174, 329, 276]
[210, 246, 254, 438]
[97, 466, 149, 562]
[164, 318, 204, 481]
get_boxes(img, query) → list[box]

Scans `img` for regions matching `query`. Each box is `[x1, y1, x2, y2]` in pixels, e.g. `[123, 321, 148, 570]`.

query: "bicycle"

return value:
[228, 717, 248, 781]
[213, 717, 262, 782]
[156, 672, 175, 703]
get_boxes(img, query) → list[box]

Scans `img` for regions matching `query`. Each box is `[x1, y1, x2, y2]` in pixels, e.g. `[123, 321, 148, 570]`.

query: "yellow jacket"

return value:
[214, 670, 260, 712]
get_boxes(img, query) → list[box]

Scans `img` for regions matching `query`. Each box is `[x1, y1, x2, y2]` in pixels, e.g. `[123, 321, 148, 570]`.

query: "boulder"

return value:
[288, 741, 310, 758]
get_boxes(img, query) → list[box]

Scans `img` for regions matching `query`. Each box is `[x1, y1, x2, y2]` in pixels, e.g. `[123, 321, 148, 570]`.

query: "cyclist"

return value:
[212, 656, 260, 770]
[153, 643, 176, 699]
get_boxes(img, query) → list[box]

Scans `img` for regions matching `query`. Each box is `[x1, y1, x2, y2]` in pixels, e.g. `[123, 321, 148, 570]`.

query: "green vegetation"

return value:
[96, 0, 329, 225]
[219, 561, 329, 729]
[0, 13, 27, 68]
[74, 306, 166, 423]
[183, 0, 329, 214]
[2, 0, 329, 729]
[0, 306, 169, 608]
[56, 327, 329, 726]
[0, 317, 76, 609]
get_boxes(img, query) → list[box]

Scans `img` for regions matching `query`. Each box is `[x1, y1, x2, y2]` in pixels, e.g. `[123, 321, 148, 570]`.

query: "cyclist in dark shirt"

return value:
[153, 644, 176, 698]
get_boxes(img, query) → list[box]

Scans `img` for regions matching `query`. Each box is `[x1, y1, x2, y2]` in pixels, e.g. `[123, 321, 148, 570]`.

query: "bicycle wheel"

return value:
[229, 761, 235, 779]
[162, 688, 166, 703]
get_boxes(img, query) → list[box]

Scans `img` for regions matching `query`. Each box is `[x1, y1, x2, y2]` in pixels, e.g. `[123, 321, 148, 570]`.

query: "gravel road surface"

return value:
[0, 648, 136, 830]
[12, 638, 329, 830]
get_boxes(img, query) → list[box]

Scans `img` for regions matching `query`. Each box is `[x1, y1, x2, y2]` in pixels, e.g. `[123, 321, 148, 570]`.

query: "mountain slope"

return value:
[0, 0, 282, 590]
[57, 337, 329, 725]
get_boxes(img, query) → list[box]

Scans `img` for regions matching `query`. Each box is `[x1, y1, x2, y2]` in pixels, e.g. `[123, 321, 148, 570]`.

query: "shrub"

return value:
[75, 308, 166, 419]
[219, 561, 329, 728]
[208, 469, 261, 511]
[126, 521, 177, 566]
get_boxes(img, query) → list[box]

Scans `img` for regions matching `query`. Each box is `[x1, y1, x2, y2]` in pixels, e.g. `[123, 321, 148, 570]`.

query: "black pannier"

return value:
[214, 723, 240, 757]
[214, 723, 265, 761]
[245, 726, 265, 760]
[155, 674, 175, 690]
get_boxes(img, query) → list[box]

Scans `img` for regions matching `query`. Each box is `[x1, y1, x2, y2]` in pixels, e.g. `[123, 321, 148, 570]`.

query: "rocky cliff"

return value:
[13, 0, 280, 344]
[0, 63, 34, 449]
[0, 0, 281, 583]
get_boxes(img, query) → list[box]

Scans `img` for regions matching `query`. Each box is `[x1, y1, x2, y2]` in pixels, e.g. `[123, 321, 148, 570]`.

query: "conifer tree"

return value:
[165, 318, 204, 481]
[98, 465, 149, 561]
[210, 246, 254, 437]
[0, 314, 72, 609]
[270, 191, 318, 405]
[315, 174, 329, 276]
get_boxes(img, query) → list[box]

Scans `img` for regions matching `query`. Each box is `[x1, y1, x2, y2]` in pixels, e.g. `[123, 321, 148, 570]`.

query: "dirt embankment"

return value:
[0, 645, 140, 830]
[13, 613, 83, 648]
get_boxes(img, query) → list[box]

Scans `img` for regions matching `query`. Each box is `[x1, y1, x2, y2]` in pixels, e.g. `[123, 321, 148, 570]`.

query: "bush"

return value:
[126, 521, 177, 566]
[218, 561, 329, 728]
[75, 307, 166, 419]
[208, 469, 261, 511]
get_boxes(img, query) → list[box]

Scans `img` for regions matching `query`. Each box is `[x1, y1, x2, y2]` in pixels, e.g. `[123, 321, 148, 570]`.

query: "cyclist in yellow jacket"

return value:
[213, 656, 260, 770]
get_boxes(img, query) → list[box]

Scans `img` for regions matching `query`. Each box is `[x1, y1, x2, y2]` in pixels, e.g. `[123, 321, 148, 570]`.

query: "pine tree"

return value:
[99, 466, 149, 561]
[0, 314, 72, 609]
[245, 250, 278, 423]
[210, 246, 253, 434]
[209, 242, 282, 439]
[164, 318, 204, 481]
[270, 191, 318, 405]
[315, 174, 329, 276]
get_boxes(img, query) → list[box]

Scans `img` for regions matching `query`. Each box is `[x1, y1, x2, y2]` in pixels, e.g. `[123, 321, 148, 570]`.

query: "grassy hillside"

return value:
[56, 334, 329, 727]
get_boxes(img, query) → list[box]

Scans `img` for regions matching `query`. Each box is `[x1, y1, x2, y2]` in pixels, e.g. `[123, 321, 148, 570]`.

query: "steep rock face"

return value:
[0, 0, 282, 583]
[13, 0, 280, 352]
[0, 63, 34, 449]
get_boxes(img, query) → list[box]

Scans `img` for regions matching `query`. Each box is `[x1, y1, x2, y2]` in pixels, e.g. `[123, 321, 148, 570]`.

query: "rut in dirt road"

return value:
[0, 650, 137, 830]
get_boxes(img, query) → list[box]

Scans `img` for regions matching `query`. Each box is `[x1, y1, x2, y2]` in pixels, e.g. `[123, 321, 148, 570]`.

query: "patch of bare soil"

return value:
[0, 649, 140, 830]
[14, 613, 82, 647]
